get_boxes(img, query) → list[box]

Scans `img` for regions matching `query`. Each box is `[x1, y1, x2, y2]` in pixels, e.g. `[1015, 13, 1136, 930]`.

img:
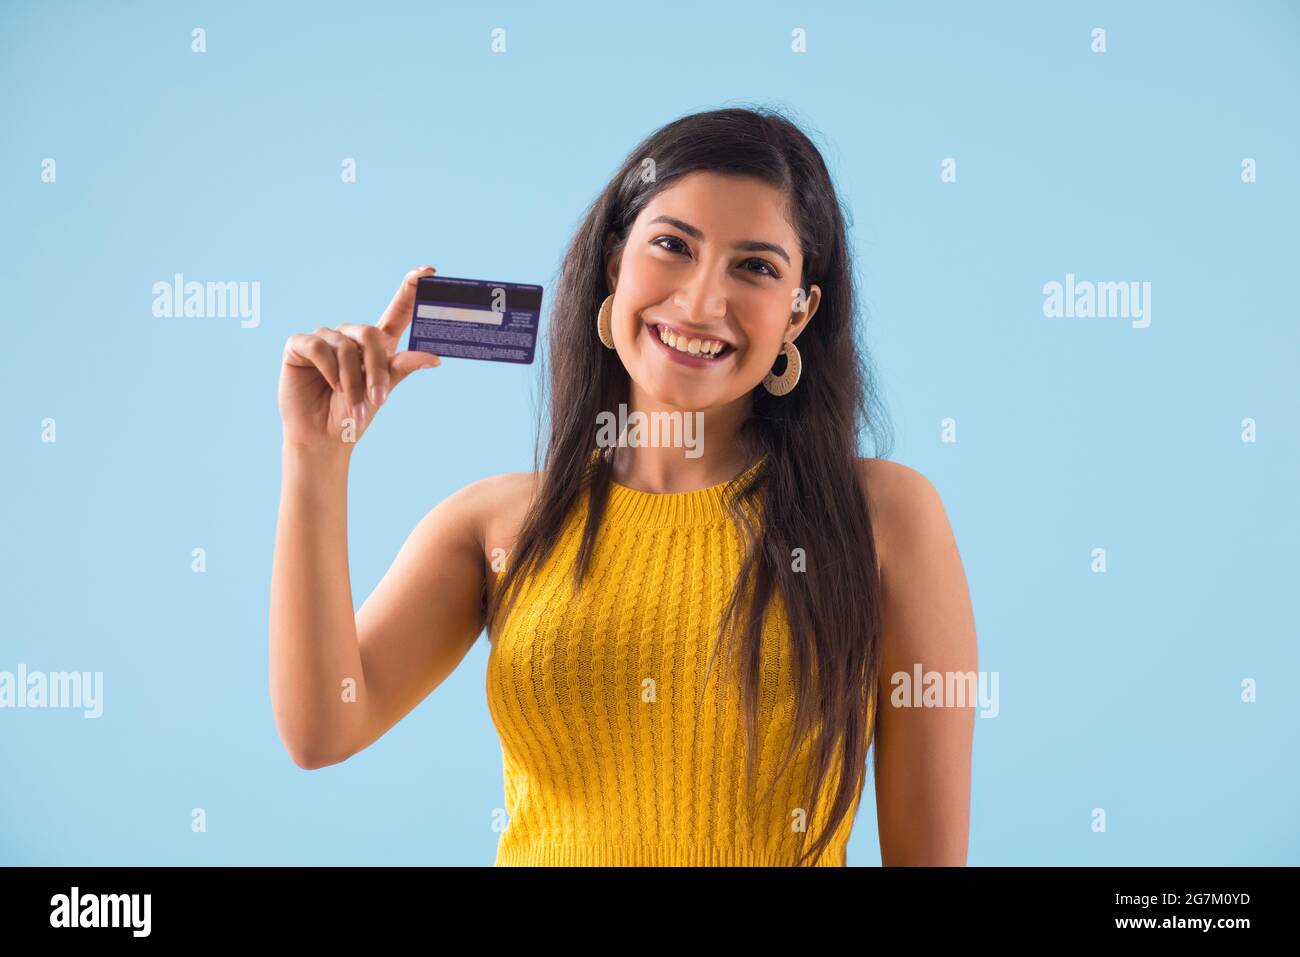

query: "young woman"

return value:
[270, 107, 977, 867]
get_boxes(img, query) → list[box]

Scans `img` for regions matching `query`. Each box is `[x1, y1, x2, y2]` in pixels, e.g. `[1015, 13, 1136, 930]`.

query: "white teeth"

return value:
[656, 325, 726, 358]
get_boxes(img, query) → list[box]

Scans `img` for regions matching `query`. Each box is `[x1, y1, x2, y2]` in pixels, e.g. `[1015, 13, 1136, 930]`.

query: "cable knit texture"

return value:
[485, 454, 866, 866]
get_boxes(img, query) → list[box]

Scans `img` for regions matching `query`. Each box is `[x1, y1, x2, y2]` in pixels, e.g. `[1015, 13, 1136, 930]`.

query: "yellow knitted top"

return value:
[485, 454, 866, 866]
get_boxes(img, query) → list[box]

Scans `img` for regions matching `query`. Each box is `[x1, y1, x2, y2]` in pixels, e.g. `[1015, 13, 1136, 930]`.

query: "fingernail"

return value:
[372, 384, 387, 405]
[352, 402, 364, 425]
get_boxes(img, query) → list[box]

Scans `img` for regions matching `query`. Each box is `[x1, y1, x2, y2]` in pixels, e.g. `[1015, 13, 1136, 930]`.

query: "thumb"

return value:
[389, 350, 441, 389]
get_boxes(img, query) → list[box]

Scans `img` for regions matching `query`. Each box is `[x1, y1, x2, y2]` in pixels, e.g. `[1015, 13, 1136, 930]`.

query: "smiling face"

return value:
[604, 171, 821, 413]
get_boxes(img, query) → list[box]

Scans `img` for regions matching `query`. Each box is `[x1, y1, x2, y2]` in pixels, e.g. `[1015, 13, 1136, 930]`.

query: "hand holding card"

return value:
[278, 266, 443, 453]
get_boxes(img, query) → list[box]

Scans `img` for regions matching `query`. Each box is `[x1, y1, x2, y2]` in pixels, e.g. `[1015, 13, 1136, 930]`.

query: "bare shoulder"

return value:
[853, 457, 951, 571]
[854, 457, 941, 511]
[458, 469, 543, 563]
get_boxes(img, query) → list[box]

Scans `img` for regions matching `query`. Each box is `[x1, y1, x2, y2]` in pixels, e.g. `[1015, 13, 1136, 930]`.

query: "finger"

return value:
[316, 328, 367, 424]
[389, 349, 441, 388]
[376, 265, 437, 341]
[337, 323, 394, 406]
[283, 332, 342, 392]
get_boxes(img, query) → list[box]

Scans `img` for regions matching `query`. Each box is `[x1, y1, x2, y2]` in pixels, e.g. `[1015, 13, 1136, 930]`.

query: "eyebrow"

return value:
[646, 215, 792, 267]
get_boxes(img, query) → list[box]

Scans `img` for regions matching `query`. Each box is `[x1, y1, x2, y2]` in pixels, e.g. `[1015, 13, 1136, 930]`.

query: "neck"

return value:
[606, 384, 754, 494]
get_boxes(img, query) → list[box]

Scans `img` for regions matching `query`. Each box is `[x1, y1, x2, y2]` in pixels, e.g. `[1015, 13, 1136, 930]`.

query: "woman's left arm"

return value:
[861, 459, 978, 866]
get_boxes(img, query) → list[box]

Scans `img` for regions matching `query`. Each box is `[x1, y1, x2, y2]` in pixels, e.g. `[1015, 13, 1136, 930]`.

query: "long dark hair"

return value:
[484, 105, 893, 865]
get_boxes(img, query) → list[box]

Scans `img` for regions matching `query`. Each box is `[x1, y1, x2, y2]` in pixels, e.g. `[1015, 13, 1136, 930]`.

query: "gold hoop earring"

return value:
[762, 340, 802, 395]
[597, 295, 615, 349]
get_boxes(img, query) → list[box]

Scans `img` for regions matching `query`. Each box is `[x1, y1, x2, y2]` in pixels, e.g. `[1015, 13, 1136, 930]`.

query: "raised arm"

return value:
[269, 266, 488, 769]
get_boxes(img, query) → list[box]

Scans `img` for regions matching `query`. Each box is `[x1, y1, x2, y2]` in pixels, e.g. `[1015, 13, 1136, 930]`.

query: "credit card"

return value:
[407, 275, 542, 364]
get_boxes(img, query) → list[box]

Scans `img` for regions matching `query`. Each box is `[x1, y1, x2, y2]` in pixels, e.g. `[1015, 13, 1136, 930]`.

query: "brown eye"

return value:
[653, 236, 689, 254]
[743, 258, 779, 278]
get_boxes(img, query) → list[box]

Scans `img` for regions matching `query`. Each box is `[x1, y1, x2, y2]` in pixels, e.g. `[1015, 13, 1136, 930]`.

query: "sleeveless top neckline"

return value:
[594, 450, 767, 528]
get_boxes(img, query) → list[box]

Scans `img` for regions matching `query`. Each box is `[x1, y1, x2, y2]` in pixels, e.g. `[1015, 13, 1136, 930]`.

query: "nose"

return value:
[671, 269, 727, 323]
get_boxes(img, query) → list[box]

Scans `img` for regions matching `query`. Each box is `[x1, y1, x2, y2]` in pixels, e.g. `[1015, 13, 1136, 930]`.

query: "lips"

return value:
[649, 322, 735, 360]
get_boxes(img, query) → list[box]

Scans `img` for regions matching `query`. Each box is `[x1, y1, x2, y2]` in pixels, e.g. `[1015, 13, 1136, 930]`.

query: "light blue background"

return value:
[2, 0, 1296, 866]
